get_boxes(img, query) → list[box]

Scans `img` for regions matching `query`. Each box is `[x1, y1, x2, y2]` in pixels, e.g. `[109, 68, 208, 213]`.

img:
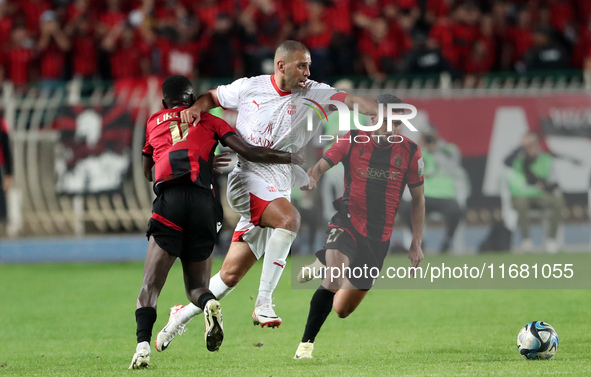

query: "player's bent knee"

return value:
[290, 210, 301, 233]
[334, 306, 353, 319]
[273, 213, 299, 232]
[220, 268, 242, 288]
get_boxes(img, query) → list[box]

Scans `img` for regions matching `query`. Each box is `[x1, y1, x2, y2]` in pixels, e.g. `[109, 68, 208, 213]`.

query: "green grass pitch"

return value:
[1, 254, 590, 376]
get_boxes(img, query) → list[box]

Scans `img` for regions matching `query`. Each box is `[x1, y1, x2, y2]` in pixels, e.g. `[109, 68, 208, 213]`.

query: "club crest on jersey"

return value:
[267, 186, 278, 192]
[393, 154, 402, 167]
[287, 104, 296, 115]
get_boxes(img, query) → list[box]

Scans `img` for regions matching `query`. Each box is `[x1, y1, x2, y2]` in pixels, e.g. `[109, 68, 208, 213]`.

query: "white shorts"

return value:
[227, 170, 290, 260]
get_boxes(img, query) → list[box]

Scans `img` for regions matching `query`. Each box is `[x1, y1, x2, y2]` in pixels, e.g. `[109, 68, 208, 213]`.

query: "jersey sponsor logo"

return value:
[216, 222, 222, 233]
[253, 100, 260, 109]
[263, 122, 273, 135]
[357, 167, 400, 181]
[267, 186, 278, 192]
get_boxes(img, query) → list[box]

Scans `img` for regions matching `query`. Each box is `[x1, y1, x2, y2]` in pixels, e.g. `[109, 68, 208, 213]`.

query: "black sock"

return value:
[135, 307, 157, 343]
[301, 286, 335, 343]
[197, 291, 217, 310]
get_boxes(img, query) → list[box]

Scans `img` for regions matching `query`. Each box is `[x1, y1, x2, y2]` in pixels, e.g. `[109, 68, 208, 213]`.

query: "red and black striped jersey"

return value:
[142, 107, 235, 190]
[323, 131, 424, 242]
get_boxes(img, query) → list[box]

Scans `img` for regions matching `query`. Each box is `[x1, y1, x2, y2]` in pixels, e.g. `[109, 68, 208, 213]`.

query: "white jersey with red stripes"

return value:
[216, 74, 346, 191]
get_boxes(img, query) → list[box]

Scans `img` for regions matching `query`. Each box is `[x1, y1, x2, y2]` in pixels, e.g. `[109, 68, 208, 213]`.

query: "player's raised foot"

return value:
[204, 299, 224, 352]
[252, 301, 282, 328]
[155, 304, 188, 352]
[297, 258, 326, 283]
[294, 342, 314, 359]
[129, 344, 150, 369]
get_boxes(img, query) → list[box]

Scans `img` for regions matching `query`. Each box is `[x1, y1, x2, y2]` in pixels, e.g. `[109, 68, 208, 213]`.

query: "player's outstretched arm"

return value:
[408, 184, 425, 274]
[143, 156, 154, 181]
[223, 134, 303, 165]
[180, 89, 219, 125]
[344, 94, 379, 116]
[301, 158, 331, 190]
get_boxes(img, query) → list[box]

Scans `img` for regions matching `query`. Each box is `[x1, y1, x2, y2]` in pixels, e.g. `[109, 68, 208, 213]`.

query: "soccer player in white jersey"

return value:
[154, 40, 380, 352]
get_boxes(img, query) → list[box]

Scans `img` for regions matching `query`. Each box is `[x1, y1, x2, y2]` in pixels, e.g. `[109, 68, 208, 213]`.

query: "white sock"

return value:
[136, 341, 150, 353]
[176, 272, 235, 325]
[257, 228, 296, 303]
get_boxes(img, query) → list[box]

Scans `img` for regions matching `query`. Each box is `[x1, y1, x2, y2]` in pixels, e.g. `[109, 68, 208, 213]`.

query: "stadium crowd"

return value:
[1, 0, 590, 90]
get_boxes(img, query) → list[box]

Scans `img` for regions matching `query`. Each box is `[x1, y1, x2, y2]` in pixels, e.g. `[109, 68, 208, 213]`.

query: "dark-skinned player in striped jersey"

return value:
[294, 94, 425, 359]
[130, 75, 304, 369]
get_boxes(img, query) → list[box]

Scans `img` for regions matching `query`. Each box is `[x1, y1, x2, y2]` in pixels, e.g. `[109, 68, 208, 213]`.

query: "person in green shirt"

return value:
[504, 131, 564, 253]
[399, 126, 470, 252]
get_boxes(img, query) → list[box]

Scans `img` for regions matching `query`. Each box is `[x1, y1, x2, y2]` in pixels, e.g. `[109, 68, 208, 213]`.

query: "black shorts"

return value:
[147, 183, 223, 262]
[316, 212, 389, 290]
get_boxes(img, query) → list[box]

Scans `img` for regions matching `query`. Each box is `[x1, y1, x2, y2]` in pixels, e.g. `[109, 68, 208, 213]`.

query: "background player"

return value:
[293, 94, 425, 359]
[154, 40, 381, 352]
[130, 75, 302, 369]
[0, 117, 13, 237]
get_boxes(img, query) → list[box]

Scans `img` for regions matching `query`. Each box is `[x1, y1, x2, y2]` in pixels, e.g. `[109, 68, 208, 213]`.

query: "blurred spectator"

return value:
[0, 0, 587, 87]
[155, 24, 199, 79]
[17, 0, 50, 37]
[237, 0, 287, 76]
[297, 0, 332, 82]
[37, 10, 70, 89]
[547, 0, 573, 35]
[451, 1, 481, 72]
[524, 27, 569, 71]
[97, 0, 126, 39]
[464, 14, 495, 85]
[0, 0, 13, 47]
[394, 8, 417, 56]
[199, 14, 238, 78]
[65, 14, 97, 79]
[425, 0, 451, 26]
[328, 0, 355, 76]
[359, 17, 399, 81]
[399, 127, 470, 253]
[5, 25, 35, 93]
[0, 117, 13, 237]
[504, 7, 534, 71]
[101, 23, 150, 80]
[429, 12, 458, 68]
[194, 0, 233, 31]
[66, 0, 91, 24]
[402, 33, 449, 74]
[504, 131, 564, 253]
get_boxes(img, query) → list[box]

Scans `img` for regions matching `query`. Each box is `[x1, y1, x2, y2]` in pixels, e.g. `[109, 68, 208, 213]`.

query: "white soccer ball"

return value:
[516, 321, 559, 360]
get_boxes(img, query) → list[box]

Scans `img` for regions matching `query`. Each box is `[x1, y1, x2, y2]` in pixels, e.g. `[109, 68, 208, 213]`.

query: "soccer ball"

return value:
[516, 321, 559, 360]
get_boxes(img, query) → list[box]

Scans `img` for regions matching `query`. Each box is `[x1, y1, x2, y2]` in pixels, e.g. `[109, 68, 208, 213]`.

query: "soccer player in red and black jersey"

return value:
[293, 94, 425, 359]
[130, 75, 302, 369]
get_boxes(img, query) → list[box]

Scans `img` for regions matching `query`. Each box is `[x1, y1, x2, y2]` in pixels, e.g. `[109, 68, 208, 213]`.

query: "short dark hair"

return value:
[376, 94, 403, 105]
[276, 40, 310, 58]
[162, 75, 193, 102]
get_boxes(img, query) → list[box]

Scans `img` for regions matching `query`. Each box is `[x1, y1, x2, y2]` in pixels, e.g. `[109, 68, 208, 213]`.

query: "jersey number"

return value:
[326, 228, 344, 243]
[169, 121, 190, 145]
